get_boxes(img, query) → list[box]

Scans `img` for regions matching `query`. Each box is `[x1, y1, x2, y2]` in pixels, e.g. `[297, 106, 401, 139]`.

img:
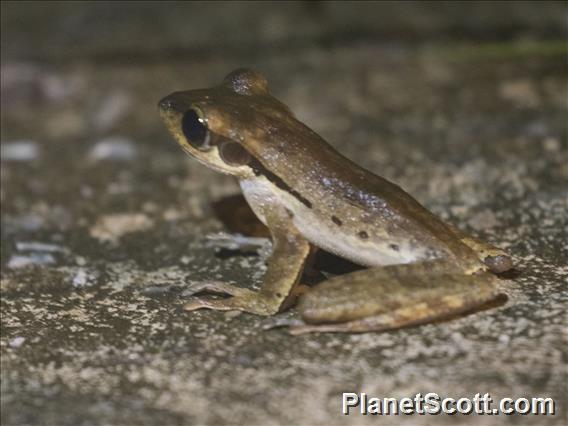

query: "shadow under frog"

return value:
[211, 193, 364, 276]
[158, 68, 514, 335]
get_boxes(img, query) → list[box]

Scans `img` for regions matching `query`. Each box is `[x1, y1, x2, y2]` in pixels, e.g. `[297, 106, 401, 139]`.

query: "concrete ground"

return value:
[1, 2, 567, 425]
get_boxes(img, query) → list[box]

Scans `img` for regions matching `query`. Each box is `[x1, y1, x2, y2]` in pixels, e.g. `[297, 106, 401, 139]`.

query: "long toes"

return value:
[183, 297, 238, 312]
[182, 280, 247, 297]
[262, 317, 304, 331]
[288, 323, 350, 335]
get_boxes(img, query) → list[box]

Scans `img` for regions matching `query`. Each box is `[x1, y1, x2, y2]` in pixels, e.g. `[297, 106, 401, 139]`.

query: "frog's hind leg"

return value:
[290, 262, 502, 335]
[447, 224, 513, 273]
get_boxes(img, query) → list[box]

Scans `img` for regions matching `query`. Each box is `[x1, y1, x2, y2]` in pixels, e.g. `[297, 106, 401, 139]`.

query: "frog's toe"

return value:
[261, 312, 304, 330]
[483, 254, 513, 274]
[184, 297, 241, 312]
[183, 292, 275, 315]
[182, 281, 259, 313]
[182, 280, 253, 298]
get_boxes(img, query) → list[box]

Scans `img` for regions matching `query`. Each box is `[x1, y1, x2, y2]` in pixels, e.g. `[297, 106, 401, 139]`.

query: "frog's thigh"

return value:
[292, 263, 501, 334]
[184, 206, 310, 316]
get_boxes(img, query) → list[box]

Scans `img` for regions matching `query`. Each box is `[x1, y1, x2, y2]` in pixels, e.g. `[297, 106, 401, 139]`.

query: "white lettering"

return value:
[424, 392, 440, 414]
[456, 397, 473, 414]
[399, 397, 414, 414]
[340, 393, 556, 416]
[442, 397, 456, 414]
[342, 393, 359, 415]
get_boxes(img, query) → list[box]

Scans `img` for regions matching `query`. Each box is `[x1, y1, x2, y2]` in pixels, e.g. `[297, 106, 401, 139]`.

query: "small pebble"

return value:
[88, 137, 137, 162]
[1, 141, 39, 162]
[16, 241, 66, 253]
[7, 253, 55, 269]
[9, 337, 26, 348]
[72, 269, 89, 288]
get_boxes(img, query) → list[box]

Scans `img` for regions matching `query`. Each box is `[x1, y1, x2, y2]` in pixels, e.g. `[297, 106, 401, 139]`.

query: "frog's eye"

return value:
[219, 141, 251, 166]
[182, 109, 210, 150]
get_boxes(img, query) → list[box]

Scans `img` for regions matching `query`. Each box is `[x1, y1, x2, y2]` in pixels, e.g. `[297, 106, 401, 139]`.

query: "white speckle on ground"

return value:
[72, 269, 89, 288]
[9, 337, 26, 348]
[7, 253, 56, 269]
[499, 78, 540, 108]
[92, 91, 132, 132]
[16, 241, 67, 253]
[1, 140, 39, 161]
[89, 213, 154, 243]
[3, 213, 46, 232]
[162, 207, 184, 221]
[467, 209, 501, 231]
[543, 137, 561, 153]
[88, 137, 137, 162]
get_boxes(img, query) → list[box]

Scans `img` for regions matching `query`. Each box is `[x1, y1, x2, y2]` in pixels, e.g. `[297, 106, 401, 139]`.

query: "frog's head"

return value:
[159, 68, 296, 179]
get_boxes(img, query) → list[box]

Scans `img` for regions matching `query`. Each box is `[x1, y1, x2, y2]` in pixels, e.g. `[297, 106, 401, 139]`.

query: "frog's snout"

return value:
[159, 93, 194, 116]
[158, 95, 180, 113]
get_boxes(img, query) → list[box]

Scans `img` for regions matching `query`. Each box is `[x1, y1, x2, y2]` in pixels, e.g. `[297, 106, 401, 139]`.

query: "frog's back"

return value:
[242, 113, 471, 267]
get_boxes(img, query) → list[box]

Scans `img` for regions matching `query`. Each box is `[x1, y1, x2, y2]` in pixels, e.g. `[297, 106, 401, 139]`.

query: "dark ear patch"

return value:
[219, 141, 252, 166]
[222, 68, 269, 96]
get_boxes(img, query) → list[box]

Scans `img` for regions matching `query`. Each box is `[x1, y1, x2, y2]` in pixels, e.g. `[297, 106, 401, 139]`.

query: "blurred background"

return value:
[1, 2, 567, 425]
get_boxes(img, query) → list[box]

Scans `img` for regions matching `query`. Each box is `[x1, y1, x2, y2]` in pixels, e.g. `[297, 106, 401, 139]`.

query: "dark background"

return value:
[1, 2, 567, 425]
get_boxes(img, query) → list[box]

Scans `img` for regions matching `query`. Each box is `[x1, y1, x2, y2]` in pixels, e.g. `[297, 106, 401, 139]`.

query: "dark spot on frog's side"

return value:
[390, 244, 400, 251]
[331, 216, 342, 226]
[358, 231, 369, 239]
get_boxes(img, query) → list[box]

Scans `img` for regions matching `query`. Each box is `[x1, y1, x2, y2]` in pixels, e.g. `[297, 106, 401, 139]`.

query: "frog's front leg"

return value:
[184, 206, 310, 316]
[289, 260, 502, 335]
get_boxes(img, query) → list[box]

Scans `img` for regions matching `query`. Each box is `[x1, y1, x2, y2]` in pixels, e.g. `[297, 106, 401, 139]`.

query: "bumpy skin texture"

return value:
[158, 68, 513, 334]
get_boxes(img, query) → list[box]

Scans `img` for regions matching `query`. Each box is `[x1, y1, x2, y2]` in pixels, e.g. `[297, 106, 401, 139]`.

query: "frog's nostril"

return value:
[159, 97, 174, 111]
[159, 95, 184, 112]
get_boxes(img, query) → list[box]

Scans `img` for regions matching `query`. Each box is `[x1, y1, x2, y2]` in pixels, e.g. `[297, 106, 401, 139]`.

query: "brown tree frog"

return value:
[159, 69, 513, 334]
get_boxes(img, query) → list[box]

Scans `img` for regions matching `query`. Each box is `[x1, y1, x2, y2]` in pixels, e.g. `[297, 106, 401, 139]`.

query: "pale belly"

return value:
[239, 177, 433, 267]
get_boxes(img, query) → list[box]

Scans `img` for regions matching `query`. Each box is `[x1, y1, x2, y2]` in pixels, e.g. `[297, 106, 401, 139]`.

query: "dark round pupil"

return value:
[182, 109, 208, 148]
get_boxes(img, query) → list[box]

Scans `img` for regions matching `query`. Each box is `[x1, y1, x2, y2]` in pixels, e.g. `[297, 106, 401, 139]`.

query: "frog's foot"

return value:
[182, 203, 312, 316]
[182, 281, 273, 315]
[291, 263, 504, 334]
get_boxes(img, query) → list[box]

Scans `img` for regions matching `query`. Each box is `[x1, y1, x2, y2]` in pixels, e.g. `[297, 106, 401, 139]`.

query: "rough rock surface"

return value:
[1, 2, 567, 425]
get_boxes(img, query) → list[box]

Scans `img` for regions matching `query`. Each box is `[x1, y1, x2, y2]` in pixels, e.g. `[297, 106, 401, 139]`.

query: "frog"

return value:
[158, 68, 513, 335]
